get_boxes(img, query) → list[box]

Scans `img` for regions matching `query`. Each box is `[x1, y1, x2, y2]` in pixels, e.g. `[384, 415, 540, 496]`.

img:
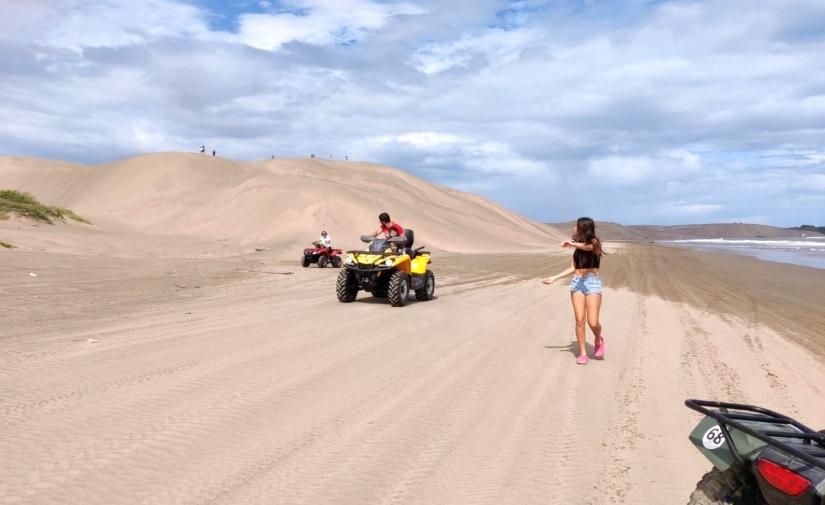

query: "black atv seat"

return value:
[404, 229, 415, 257]
[404, 229, 414, 249]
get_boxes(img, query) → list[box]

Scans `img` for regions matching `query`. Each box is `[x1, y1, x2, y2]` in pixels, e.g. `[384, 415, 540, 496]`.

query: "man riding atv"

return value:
[301, 230, 342, 268]
[372, 213, 405, 254]
[315, 230, 332, 250]
[336, 213, 434, 307]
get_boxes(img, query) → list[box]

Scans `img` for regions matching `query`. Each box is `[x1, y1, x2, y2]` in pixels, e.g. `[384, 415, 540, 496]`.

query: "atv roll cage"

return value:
[685, 399, 825, 470]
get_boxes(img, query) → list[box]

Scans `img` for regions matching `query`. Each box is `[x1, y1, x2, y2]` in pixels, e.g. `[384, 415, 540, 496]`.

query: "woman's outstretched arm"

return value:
[561, 239, 595, 251]
[543, 259, 576, 284]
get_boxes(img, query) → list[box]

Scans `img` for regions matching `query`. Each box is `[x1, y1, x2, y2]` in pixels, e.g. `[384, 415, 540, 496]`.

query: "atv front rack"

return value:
[686, 399, 825, 470]
[346, 250, 393, 256]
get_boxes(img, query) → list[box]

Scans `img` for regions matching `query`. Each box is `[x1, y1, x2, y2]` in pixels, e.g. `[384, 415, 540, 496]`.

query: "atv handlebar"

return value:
[361, 235, 407, 244]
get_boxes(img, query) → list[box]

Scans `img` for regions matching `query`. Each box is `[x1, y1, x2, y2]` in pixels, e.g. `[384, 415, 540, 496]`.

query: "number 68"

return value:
[706, 427, 725, 445]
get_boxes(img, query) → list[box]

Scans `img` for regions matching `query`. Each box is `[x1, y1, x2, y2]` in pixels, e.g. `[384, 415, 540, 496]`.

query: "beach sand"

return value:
[2, 243, 824, 504]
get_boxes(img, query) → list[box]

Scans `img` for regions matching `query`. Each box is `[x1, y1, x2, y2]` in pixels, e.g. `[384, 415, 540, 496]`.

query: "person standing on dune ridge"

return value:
[543, 217, 605, 365]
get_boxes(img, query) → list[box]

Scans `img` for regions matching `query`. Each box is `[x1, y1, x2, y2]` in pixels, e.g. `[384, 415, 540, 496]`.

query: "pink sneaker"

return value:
[594, 338, 605, 360]
[576, 354, 589, 365]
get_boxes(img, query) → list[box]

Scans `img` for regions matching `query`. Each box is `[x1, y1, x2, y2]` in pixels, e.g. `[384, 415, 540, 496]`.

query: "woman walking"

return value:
[543, 217, 605, 365]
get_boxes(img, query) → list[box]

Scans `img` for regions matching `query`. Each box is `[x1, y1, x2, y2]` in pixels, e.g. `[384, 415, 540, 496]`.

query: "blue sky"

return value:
[1, 0, 824, 226]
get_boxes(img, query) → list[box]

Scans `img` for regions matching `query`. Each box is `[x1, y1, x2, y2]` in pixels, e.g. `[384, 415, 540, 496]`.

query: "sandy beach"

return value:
[5, 2, 825, 501]
[2, 241, 824, 505]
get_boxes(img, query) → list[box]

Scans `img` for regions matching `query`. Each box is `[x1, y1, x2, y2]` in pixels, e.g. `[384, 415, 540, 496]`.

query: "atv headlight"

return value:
[346, 256, 355, 265]
[384, 259, 394, 267]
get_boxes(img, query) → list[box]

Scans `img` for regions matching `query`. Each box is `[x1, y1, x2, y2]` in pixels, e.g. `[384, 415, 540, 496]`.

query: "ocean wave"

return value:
[671, 238, 825, 249]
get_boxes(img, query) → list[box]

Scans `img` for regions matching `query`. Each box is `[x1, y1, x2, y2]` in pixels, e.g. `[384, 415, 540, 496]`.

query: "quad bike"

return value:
[301, 242, 343, 268]
[685, 399, 825, 505]
[336, 229, 434, 307]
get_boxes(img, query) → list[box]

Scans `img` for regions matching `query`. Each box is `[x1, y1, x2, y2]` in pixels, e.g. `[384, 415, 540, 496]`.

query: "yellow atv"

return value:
[336, 229, 435, 307]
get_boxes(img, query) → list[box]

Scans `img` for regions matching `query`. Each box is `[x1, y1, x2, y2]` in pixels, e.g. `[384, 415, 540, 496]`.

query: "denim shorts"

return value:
[570, 273, 603, 295]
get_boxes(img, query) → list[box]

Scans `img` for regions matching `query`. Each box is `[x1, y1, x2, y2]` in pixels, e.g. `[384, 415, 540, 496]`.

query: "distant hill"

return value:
[549, 221, 651, 241]
[546, 221, 824, 241]
[794, 225, 825, 235]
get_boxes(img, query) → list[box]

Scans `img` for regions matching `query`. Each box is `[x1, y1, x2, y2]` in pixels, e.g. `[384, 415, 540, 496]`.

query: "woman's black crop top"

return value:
[573, 245, 601, 269]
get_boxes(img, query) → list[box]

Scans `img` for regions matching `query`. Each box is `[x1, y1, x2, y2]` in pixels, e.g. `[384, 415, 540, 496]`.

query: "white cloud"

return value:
[369, 131, 546, 177]
[237, 0, 425, 50]
[808, 174, 825, 191]
[587, 156, 655, 185]
[587, 151, 703, 186]
[1, 0, 825, 225]
[664, 202, 725, 217]
[19, 0, 214, 51]
[379, 131, 465, 147]
[411, 28, 538, 75]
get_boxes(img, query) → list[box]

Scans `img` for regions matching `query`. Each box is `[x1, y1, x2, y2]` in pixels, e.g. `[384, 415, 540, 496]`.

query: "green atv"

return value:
[685, 399, 825, 504]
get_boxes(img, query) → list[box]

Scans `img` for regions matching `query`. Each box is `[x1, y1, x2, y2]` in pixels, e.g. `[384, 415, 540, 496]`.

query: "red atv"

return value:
[301, 243, 343, 268]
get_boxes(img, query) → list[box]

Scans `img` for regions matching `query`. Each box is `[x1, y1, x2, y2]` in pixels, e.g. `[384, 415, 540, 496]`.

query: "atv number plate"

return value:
[702, 425, 726, 450]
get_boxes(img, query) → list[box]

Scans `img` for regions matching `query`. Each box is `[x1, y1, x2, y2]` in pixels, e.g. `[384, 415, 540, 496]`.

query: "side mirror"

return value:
[360, 235, 374, 243]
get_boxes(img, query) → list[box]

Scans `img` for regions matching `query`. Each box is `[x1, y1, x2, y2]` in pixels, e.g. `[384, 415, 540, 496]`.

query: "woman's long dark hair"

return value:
[574, 217, 603, 256]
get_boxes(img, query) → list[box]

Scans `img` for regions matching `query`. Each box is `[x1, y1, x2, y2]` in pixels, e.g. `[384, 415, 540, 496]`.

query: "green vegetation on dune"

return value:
[0, 189, 90, 225]
[0, 240, 14, 249]
[795, 224, 825, 235]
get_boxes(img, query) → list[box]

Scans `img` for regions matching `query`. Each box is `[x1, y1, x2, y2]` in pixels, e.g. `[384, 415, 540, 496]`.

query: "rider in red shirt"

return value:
[372, 212, 405, 252]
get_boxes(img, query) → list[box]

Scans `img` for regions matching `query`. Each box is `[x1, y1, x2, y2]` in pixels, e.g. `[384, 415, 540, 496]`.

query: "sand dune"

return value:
[0, 153, 564, 254]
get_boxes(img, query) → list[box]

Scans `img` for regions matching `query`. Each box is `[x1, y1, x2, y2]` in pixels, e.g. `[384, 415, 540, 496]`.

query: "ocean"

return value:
[668, 237, 825, 269]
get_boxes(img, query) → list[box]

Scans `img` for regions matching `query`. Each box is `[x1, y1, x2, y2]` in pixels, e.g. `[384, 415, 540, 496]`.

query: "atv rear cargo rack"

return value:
[685, 399, 825, 470]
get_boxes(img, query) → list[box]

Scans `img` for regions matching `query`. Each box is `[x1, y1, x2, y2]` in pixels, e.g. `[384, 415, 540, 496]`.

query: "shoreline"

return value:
[663, 239, 825, 270]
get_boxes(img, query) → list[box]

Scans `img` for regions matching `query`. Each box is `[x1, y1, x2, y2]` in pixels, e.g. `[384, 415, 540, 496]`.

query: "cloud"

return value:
[13, 0, 214, 51]
[410, 28, 538, 75]
[379, 131, 464, 147]
[1, 0, 824, 226]
[808, 174, 825, 191]
[587, 150, 702, 186]
[370, 131, 547, 179]
[236, 0, 426, 50]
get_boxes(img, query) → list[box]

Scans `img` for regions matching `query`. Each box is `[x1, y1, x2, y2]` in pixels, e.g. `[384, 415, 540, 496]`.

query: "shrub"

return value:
[0, 189, 90, 224]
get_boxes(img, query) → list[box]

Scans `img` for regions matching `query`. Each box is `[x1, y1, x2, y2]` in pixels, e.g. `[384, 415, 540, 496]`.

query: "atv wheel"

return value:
[331, 256, 342, 268]
[388, 271, 410, 307]
[415, 271, 435, 301]
[318, 255, 328, 268]
[301, 255, 310, 268]
[688, 467, 752, 505]
[336, 269, 358, 302]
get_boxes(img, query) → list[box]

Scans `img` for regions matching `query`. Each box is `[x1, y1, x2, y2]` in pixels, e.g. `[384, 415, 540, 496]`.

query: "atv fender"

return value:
[688, 416, 770, 472]
[388, 257, 411, 274]
[410, 255, 430, 275]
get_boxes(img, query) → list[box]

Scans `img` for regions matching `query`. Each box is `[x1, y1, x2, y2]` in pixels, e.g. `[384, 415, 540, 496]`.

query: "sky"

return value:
[1, 0, 824, 226]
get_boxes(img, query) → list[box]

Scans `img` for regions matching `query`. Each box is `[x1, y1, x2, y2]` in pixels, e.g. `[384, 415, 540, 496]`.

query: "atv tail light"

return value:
[757, 458, 811, 496]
